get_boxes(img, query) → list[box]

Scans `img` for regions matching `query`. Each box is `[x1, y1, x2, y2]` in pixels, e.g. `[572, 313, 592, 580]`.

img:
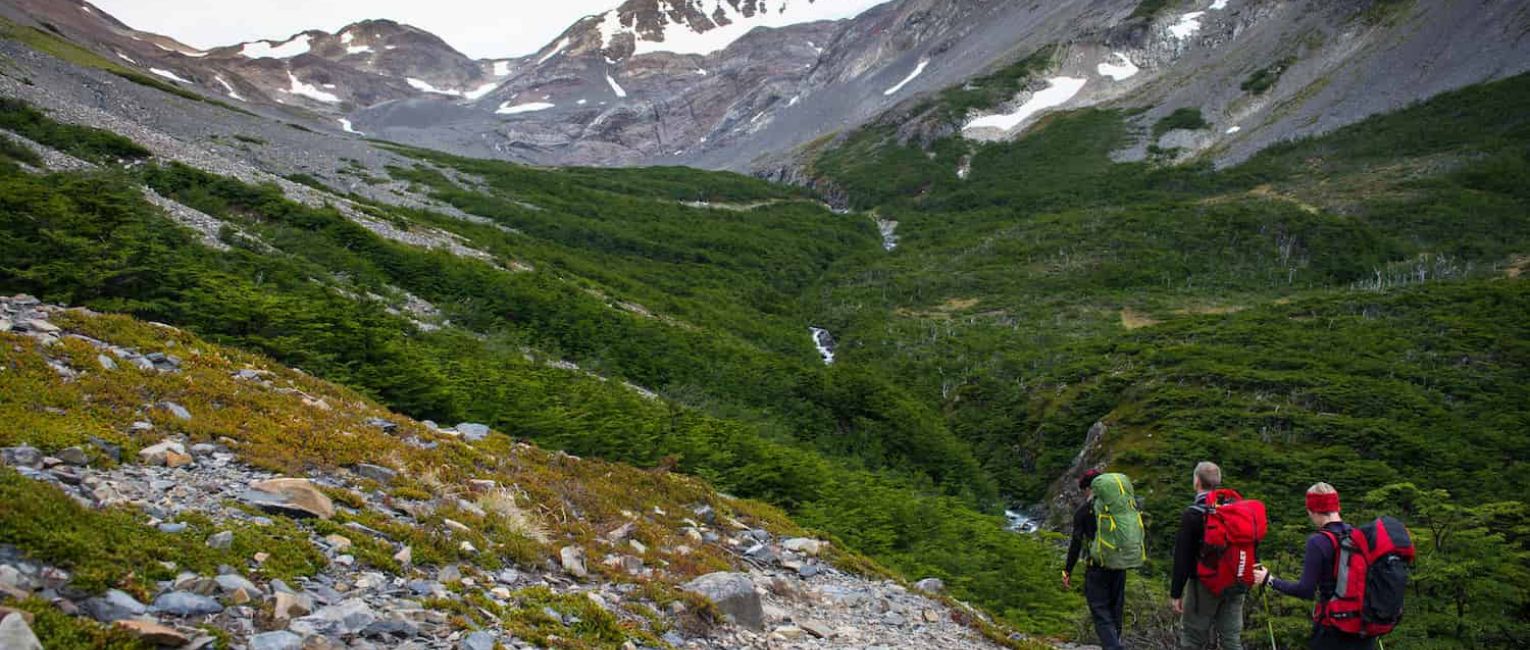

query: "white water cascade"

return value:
[809, 327, 836, 364]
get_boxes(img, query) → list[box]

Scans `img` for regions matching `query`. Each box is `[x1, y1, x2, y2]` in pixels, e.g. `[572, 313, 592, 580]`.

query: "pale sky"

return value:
[89, 0, 627, 59]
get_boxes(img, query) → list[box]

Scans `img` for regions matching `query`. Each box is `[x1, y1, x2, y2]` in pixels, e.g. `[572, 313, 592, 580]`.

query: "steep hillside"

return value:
[0, 296, 1023, 649]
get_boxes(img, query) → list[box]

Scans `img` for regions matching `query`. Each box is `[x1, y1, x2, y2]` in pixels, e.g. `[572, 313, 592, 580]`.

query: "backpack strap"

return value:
[1317, 530, 1342, 603]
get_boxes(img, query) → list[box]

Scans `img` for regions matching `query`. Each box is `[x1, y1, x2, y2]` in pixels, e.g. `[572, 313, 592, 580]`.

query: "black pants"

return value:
[1311, 625, 1377, 650]
[1085, 566, 1127, 650]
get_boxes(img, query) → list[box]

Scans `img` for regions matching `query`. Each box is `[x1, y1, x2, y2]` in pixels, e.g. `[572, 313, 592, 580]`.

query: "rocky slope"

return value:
[3, 0, 1526, 172]
[0, 295, 1020, 649]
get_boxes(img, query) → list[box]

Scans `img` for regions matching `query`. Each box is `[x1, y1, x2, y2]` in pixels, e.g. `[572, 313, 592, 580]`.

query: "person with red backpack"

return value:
[1171, 461, 1268, 650]
[1253, 483, 1414, 650]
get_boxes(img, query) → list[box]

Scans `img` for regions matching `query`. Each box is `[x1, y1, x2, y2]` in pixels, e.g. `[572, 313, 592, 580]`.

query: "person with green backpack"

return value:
[1065, 468, 1148, 650]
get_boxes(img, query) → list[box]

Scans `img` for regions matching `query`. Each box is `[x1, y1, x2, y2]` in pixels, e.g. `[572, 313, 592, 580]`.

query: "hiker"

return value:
[1253, 483, 1381, 650]
[1172, 461, 1265, 650]
[1064, 469, 1146, 650]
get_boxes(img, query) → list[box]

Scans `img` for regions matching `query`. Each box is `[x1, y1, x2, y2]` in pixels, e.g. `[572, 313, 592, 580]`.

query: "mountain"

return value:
[0, 0, 511, 110]
[7, 0, 1527, 171]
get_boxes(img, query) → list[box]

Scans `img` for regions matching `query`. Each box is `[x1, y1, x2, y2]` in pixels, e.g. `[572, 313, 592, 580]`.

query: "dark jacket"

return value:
[1272, 522, 1350, 600]
[1170, 492, 1212, 598]
[1065, 499, 1097, 574]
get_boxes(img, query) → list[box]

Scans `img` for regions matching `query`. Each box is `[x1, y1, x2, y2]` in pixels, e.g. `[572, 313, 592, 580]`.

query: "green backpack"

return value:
[1089, 472, 1147, 570]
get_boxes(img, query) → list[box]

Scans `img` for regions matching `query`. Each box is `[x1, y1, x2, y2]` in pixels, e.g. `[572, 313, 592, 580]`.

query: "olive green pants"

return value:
[1181, 580, 1245, 650]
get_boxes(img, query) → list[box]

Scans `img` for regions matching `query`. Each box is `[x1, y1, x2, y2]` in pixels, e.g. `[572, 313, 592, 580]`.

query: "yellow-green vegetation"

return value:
[501, 586, 668, 649]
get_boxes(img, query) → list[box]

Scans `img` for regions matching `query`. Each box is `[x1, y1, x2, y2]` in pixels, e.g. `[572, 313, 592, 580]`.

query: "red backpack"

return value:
[1316, 516, 1415, 637]
[1196, 488, 1268, 596]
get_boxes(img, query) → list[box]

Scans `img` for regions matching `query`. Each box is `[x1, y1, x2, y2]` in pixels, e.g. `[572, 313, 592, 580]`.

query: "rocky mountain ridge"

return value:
[4, 0, 1527, 173]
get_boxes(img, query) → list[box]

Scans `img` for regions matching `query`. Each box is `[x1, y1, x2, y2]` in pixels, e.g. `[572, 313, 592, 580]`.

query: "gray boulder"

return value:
[1, 446, 42, 468]
[461, 630, 497, 650]
[681, 572, 763, 630]
[0, 613, 42, 650]
[81, 589, 147, 622]
[152, 590, 224, 616]
[914, 577, 946, 594]
[291, 598, 375, 636]
[353, 463, 398, 484]
[55, 447, 89, 466]
[250, 630, 303, 650]
[456, 422, 491, 442]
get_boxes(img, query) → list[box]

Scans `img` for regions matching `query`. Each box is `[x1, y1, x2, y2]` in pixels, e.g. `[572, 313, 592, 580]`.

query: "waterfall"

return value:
[809, 327, 836, 364]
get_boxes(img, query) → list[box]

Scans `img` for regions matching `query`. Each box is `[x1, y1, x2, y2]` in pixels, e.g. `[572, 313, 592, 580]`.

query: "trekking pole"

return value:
[1261, 583, 1277, 650]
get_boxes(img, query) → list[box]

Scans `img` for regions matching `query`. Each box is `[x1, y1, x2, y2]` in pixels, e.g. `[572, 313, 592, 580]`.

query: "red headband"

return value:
[1306, 491, 1340, 513]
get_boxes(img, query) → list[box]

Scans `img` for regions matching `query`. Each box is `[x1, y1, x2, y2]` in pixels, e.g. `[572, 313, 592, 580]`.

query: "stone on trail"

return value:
[250, 630, 304, 650]
[56, 446, 89, 466]
[114, 619, 190, 646]
[461, 630, 497, 650]
[800, 619, 834, 639]
[205, 530, 234, 549]
[352, 463, 398, 484]
[0, 612, 42, 650]
[153, 590, 224, 616]
[782, 537, 823, 555]
[560, 545, 588, 578]
[681, 572, 764, 631]
[81, 589, 148, 622]
[270, 591, 313, 622]
[243, 477, 335, 519]
[158, 401, 192, 421]
[138, 440, 188, 467]
[914, 577, 946, 594]
[2, 446, 43, 468]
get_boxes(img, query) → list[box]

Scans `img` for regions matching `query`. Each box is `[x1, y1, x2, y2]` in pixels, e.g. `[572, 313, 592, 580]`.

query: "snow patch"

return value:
[346, 45, 373, 55]
[340, 30, 355, 45]
[964, 76, 1088, 133]
[240, 34, 313, 59]
[496, 101, 554, 115]
[116, 52, 137, 64]
[1226, 125, 1242, 134]
[149, 68, 191, 84]
[1210, 0, 1229, 9]
[407, 78, 457, 95]
[463, 82, 501, 101]
[605, 74, 627, 98]
[338, 118, 363, 135]
[537, 38, 569, 65]
[1168, 12, 1206, 40]
[493, 60, 512, 76]
[1097, 52, 1139, 81]
[883, 58, 929, 96]
[215, 76, 244, 101]
[788, 95, 801, 107]
[286, 72, 341, 103]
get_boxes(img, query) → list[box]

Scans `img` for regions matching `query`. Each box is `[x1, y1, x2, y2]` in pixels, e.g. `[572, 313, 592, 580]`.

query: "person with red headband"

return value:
[1252, 483, 1376, 650]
